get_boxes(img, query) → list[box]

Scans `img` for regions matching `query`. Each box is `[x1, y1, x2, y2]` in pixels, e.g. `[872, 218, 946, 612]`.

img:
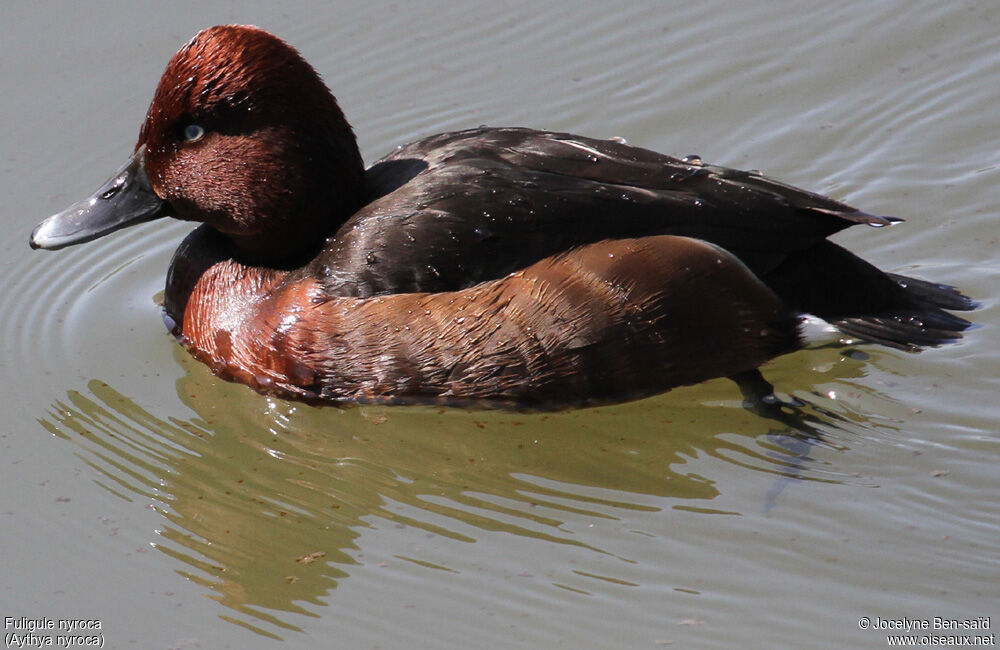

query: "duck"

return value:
[30, 25, 974, 407]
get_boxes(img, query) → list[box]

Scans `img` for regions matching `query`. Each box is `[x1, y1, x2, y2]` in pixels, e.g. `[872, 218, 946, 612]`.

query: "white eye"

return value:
[182, 124, 205, 142]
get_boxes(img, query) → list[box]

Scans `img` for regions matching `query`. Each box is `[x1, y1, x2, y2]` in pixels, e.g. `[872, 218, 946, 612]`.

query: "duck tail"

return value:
[762, 241, 975, 351]
[830, 273, 975, 350]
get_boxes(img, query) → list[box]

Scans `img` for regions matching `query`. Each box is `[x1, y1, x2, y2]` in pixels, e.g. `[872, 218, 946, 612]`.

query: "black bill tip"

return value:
[30, 149, 169, 251]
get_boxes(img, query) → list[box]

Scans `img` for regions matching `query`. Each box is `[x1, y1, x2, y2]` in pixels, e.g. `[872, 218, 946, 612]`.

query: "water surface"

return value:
[1, 2, 997, 648]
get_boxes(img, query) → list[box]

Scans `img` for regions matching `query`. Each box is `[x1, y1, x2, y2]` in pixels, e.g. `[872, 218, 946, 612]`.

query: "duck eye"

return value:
[181, 124, 205, 143]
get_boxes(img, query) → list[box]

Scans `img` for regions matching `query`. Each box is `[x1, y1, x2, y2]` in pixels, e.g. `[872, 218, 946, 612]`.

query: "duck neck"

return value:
[236, 124, 367, 263]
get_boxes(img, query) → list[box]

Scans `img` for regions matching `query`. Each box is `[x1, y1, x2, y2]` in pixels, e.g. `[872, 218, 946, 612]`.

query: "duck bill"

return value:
[30, 149, 169, 250]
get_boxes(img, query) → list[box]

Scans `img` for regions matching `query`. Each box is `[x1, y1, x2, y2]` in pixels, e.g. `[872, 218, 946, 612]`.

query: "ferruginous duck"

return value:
[30, 25, 974, 407]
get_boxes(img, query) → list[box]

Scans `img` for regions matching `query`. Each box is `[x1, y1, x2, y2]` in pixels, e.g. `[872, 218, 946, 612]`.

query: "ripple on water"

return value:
[3, 220, 187, 402]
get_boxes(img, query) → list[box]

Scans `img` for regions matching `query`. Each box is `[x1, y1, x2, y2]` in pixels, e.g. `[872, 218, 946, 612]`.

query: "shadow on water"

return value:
[35, 344, 882, 637]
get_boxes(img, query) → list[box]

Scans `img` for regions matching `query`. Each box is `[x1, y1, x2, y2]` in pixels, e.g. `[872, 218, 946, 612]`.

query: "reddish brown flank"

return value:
[170, 234, 799, 406]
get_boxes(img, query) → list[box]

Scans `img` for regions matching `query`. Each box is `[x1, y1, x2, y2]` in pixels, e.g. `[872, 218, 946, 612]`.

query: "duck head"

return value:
[31, 25, 366, 262]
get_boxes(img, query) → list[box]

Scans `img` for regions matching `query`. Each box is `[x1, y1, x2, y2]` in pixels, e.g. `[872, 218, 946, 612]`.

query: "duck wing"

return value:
[318, 127, 892, 297]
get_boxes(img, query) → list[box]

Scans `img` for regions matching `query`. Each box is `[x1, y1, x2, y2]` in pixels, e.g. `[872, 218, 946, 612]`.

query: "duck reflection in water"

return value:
[40, 348, 877, 636]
